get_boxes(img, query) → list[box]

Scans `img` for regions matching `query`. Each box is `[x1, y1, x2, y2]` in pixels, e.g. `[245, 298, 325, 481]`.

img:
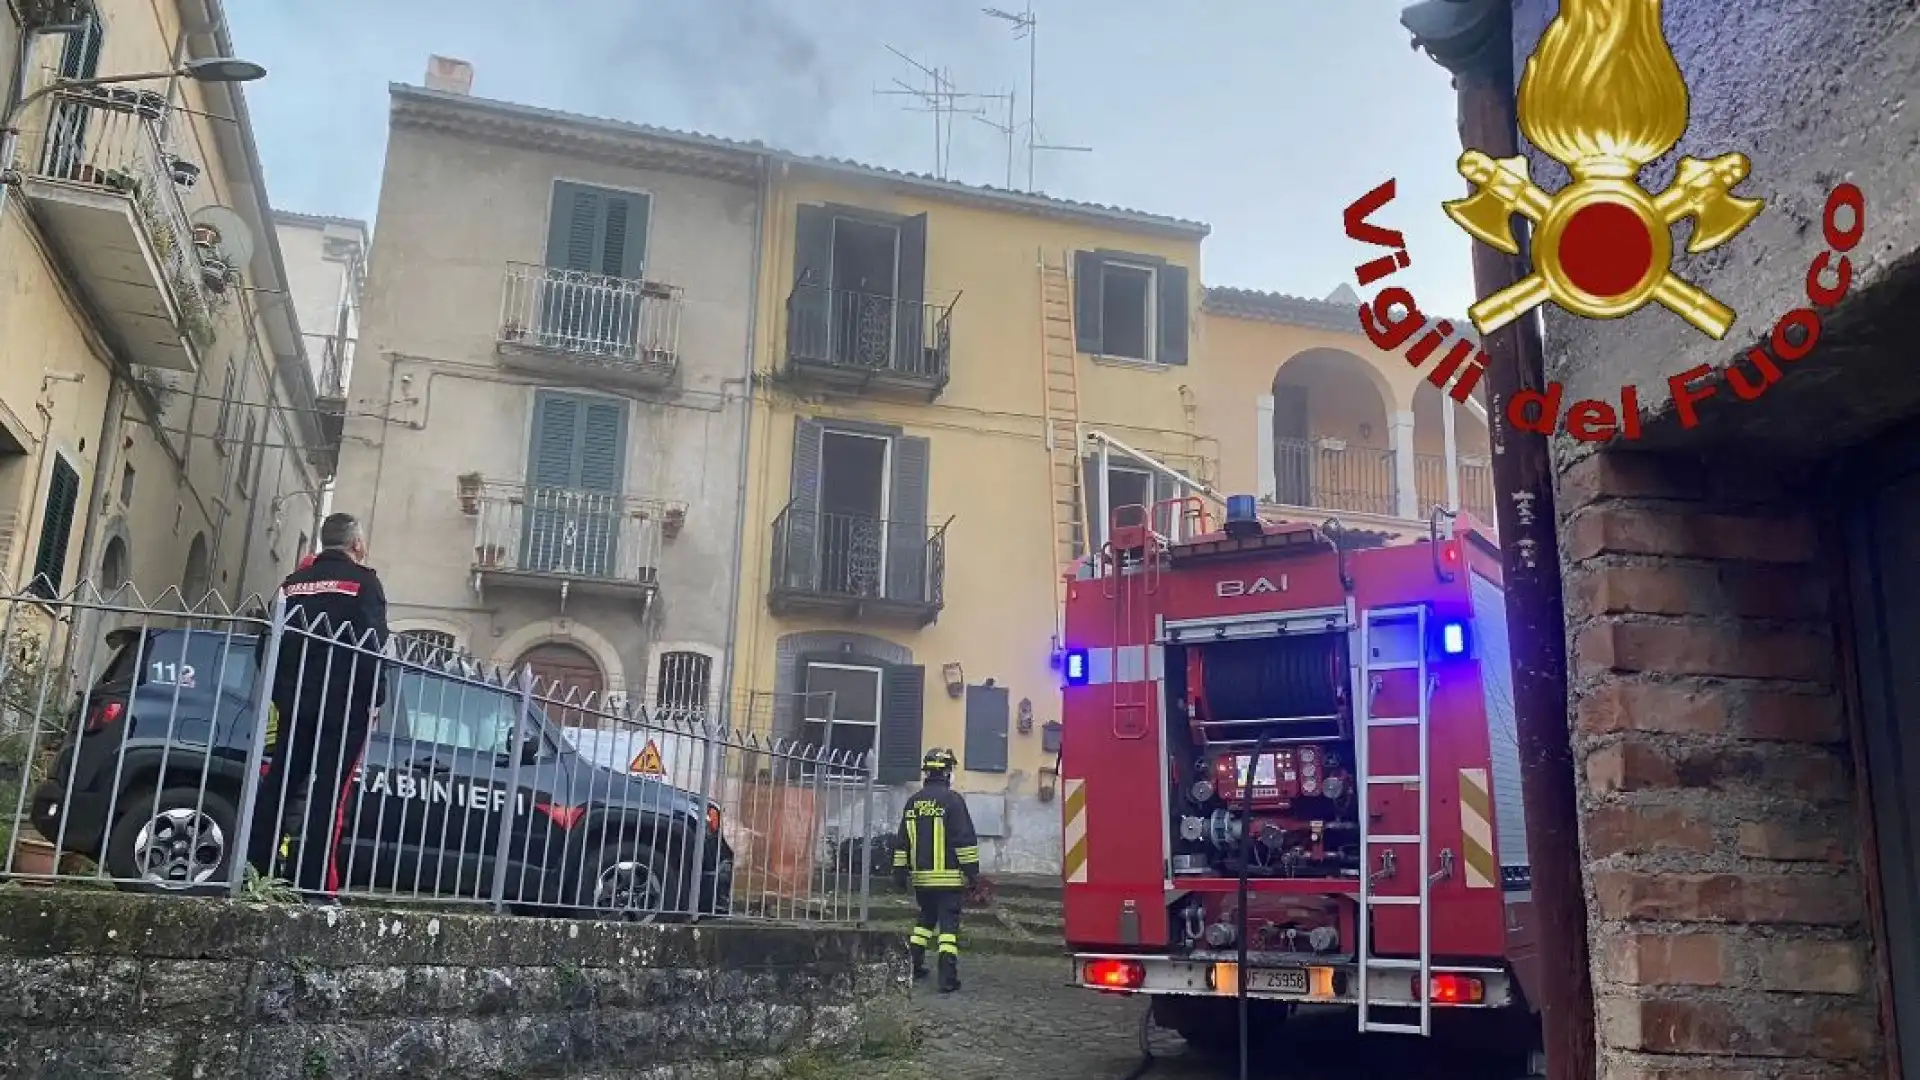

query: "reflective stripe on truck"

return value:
[1071, 954, 1515, 1010]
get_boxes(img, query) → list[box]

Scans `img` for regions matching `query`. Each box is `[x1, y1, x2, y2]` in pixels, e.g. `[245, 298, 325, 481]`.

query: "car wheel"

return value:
[104, 785, 238, 893]
[574, 837, 684, 923]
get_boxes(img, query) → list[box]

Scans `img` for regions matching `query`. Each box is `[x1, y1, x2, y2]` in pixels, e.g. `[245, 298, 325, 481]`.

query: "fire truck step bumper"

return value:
[1069, 953, 1515, 1011]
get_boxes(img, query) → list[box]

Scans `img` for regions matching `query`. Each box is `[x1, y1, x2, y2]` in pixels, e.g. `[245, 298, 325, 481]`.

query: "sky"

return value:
[227, 0, 1477, 318]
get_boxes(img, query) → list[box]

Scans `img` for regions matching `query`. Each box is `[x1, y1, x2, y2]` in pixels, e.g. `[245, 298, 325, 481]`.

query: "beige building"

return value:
[0, 0, 327, 637]
[273, 209, 367, 526]
[332, 58, 758, 711]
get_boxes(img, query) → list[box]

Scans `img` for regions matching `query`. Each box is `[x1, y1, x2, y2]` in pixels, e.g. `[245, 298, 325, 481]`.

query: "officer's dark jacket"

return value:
[270, 549, 391, 726]
[892, 780, 981, 888]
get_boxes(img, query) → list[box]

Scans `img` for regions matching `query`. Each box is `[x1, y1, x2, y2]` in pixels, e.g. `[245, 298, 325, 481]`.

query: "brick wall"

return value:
[1558, 449, 1884, 1080]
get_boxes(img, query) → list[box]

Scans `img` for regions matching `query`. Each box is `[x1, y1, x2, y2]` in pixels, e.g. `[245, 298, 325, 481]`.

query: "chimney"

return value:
[424, 55, 473, 95]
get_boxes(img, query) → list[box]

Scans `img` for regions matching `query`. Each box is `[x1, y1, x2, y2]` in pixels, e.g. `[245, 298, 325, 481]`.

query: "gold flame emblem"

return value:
[1445, 0, 1763, 340]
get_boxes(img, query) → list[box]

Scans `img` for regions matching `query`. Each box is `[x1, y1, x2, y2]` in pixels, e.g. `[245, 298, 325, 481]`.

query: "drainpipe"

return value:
[718, 152, 770, 729]
[1403, 3, 1594, 1078]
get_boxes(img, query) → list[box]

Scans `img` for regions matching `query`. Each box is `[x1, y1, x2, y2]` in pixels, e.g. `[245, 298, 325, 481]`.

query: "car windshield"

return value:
[390, 670, 532, 756]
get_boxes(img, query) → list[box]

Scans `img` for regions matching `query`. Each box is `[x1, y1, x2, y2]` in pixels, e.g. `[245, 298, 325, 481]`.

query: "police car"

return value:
[29, 626, 732, 919]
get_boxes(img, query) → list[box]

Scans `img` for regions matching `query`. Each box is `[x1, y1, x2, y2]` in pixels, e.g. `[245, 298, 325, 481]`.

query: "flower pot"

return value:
[200, 257, 230, 293]
[192, 224, 221, 249]
[9, 835, 57, 878]
[168, 158, 200, 188]
[475, 544, 506, 568]
[456, 474, 483, 515]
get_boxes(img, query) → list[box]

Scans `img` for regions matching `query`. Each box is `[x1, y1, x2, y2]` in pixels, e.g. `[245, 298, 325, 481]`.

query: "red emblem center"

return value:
[1557, 201, 1655, 299]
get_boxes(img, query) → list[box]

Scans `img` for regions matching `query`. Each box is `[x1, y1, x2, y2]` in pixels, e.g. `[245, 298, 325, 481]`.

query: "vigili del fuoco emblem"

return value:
[1445, 0, 1764, 340]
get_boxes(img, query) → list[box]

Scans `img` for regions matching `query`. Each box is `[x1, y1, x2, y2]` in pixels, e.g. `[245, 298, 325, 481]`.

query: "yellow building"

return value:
[0, 1, 329, 657]
[729, 160, 1493, 873]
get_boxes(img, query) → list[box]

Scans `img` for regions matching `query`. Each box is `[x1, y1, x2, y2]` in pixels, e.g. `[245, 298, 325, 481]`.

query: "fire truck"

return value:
[1057, 449, 1539, 1057]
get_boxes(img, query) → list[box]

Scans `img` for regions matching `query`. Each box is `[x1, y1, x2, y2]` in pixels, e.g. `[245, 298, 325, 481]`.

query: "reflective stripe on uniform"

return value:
[910, 869, 966, 887]
[937, 932, 959, 956]
[1081, 645, 1164, 685]
[1459, 767, 1496, 888]
[909, 927, 932, 947]
[1062, 777, 1088, 884]
[954, 845, 980, 865]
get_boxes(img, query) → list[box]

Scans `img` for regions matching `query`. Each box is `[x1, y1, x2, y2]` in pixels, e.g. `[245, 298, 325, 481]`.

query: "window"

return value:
[783, 421, 932, 602]
[29, 454, 81, 598]
[653, 650, 713, 723]
[801, 661, 883, 781]
[788, 205, 929, 373]
[525, 390, 628, 575]
[214, 363, 236, 453]
[237, 413, 258, 491]
[1072, 250, 1190, 366]
[396, 630, 459, 665]
[396, 674, 522, 755]
[119, 462, 135, 507]
[541, 182, 651, 355]
[1079, 454, 1187, 554]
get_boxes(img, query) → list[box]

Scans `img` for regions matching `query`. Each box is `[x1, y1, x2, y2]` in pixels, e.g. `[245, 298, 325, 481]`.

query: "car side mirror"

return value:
[519, 736, 540, 764]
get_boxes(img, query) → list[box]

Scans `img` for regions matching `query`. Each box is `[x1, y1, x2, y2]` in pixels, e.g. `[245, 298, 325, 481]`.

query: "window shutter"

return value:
[884, 435, 930, 602]
[576, 398, 627, 494]
[1080, 454, 1104, 555]
[893, 213, 929, 372]
[1157, 262, 1190, 365]
[601, 193, 650, 280]
[963, 683, 1010, 773]
[1072, 250, 1104, 355]
[31, 456, 81, 597]
[528, 391, 582, 489]
[877, 663, 926, 784]
[783, 419, 826, 589]
[789, 206, 834, 362]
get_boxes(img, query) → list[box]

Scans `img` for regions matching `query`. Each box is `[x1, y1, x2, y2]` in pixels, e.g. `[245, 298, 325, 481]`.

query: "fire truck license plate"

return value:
[1214, 964, 1308, 995]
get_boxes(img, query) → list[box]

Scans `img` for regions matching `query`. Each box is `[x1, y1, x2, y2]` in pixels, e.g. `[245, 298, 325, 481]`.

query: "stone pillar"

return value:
[1388, 409, 1417, 519]
[1442, 397, 1460, 511]
[1255, 394, 1275, 500]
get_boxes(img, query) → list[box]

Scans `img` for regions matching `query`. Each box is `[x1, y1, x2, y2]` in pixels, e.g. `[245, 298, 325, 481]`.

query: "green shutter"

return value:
[31, 456, 82, 597]
[528, 391, 581, 489]
[547, 181, 649, 279]
[877, 664, 927, 785]
[1157, 263, 1190, 365]
[577, 398, 627, 494]
[1073, 250, 1104, 354]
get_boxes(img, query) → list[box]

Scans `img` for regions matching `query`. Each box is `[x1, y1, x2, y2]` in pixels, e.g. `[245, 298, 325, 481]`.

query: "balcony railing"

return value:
[498, 263, 682, 384]
[784, 284, 954, 396]
[20, 88, 215, 365]
[303, 331, 354, 399]
[768, 504, 947, 625]
[1416, 453, 1498, 523]
[1271, 437, 1396, 517]
[468, 484, 664, 597]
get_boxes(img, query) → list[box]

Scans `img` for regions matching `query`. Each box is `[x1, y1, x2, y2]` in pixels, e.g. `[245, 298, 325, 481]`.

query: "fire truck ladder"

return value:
[1040, 248, 1084, 650]
[1355, 604, 1434, 1037]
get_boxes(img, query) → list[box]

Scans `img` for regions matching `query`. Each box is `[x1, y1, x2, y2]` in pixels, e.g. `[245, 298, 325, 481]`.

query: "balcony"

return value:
[15, 89, 215, 372]
[1416, 453, 1497, 523]
[305, 331, 353, 459]
[466, 482, 666, 609]
[783, 284, 954, 400]
[1271, 436, 1397, 518]
[768, 505, 947, 627]
[496, 262, 683, 388]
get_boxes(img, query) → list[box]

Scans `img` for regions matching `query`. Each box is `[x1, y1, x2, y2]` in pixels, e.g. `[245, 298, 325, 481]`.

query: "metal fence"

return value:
[498, 262, 683, 378]
[0, 582, 879, 926]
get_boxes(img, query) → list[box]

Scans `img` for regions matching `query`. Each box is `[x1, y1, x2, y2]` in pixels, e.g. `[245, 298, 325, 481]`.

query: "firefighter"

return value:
[246, 512, 390, 902]
[892, 747, 979, 992]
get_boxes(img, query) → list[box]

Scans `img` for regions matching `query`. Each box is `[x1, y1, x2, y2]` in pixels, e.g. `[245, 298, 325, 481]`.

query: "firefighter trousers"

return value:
[909, 887, 965, 968]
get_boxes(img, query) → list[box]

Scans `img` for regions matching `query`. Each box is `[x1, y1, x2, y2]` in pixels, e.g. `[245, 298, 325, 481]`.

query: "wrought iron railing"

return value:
[1270, 436, 1397, 517]
[302, 332, 354, 399]
[769, 505, 947, 609]
[498, 263, 682, 372]
[24, 89, 213, 341]
[468, 484, 665, 585]
[1416, 453, 1498, 524]
[785, 283, 954, 382]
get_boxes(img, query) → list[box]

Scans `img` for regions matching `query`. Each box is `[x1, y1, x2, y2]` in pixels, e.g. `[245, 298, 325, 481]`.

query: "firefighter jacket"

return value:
[269, 549, 391, 732]
[892, 780, 981, 889]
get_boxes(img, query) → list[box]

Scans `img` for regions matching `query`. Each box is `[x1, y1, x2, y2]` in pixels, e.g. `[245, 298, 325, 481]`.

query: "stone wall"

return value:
[0, 891, 904, 1080]
[1557, 449, 1883, 1079]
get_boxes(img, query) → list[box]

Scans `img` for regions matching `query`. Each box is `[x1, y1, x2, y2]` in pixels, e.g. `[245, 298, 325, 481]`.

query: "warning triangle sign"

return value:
[630, 739, 666, 776]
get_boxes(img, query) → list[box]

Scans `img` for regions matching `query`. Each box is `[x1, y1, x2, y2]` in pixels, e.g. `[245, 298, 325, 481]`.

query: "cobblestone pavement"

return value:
[814, 956, 1534, 1080]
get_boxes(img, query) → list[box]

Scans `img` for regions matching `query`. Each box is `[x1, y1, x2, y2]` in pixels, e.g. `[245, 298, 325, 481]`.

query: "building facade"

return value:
[0, 0, 326, 645]
[272, 209, 366, 527]
[1412, 0, 1917, 1075]
[332, 62, 759, 712]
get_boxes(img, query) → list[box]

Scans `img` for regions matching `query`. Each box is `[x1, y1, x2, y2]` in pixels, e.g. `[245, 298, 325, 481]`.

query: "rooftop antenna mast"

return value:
[971, 86, 1020, 190]
[981, 4, 1089, 192]
[875, 44, 990, 180]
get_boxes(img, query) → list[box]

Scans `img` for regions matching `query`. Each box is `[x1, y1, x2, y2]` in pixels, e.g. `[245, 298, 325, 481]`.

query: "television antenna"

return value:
[971, 87, 1020, 190]
[875, 44, 1001, 181]
[980, 4, 1089, 192]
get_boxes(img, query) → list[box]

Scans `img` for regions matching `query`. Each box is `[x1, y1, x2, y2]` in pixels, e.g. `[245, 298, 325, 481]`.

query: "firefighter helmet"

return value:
[921, 747, 958, 777]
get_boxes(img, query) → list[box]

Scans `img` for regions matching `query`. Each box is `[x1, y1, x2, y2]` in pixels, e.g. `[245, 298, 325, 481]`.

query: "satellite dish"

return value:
[188, 205, 255, 267]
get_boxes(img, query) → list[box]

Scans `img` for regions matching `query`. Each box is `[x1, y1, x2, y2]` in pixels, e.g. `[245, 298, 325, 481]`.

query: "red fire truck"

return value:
[1058, 487, 1540, 1057]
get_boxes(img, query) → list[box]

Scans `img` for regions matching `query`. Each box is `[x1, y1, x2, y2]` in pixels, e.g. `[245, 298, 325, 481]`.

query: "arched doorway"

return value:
[517, 642, 606, 729]
[1270, 348, 1396, 515]
[100, 536, 130, 593]
[181, 533, 210, 603]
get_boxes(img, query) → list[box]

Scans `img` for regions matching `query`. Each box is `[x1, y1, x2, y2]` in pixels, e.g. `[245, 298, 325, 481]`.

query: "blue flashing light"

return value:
[1064, 648, 1090, 686]
[1440, 621, 1468, 657]
[1225, 494, 1258, 524]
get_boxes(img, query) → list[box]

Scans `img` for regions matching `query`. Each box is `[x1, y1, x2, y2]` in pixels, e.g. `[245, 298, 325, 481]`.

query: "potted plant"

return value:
[191, 223, 221, 250]
[661, 504, 686, 539]
[102, 168, 138, 195]
[501, 319, 527, 342]
[456, 472, 484, 514]
[640, 280, 674, 301]
[474, 543, 506, 568]
[168, 157, 199, 188]
[200, 253, 230, 294]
